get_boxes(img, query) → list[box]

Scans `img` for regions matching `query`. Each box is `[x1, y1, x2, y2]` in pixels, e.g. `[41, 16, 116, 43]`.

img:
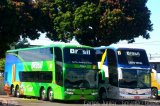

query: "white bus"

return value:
[95, 46, 151, 100]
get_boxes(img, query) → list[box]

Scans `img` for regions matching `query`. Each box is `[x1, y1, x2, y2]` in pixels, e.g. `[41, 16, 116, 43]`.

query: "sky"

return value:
[29, 0, 160, 59]
[112, 0, 160, 60]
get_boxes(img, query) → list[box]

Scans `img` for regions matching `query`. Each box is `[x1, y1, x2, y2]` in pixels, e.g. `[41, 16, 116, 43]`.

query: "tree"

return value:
[97, 0, 153, 45]
[15, 38, 30, 49]
[44, 0, 152, 46]
[0, 0, 16, 58]
[0, 0, 152, 58]
[42, 0, 101, 45]
[0, 58, 5, 72]
[0, 0, 52, 58]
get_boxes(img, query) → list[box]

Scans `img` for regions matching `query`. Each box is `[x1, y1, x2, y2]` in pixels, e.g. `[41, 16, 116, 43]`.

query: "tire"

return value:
[15, 86, 21, 98]
[48, 89, 53, 102]
[40, 88, 46, 101]
[99, 90, 107, 101]
[11, 87, 16, 97]
[151, 88, 158, 99]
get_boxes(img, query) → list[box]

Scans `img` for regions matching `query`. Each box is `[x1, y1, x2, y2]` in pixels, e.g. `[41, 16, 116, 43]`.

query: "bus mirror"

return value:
[98, 71, 105, 83]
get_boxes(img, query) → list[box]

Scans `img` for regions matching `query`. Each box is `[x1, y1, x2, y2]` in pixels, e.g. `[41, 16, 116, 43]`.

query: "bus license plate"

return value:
[134, 96, 140, 100]
[80, 96, 85, 100]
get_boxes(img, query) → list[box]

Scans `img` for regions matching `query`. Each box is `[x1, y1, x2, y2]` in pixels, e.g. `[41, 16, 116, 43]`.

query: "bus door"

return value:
[54, 47, 63, 86]
[107, 49, 118, 98]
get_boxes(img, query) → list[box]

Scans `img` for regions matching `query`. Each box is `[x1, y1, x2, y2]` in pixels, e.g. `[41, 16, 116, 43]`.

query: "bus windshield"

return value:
[64, 69, 98, 89]
[119, 69, 150, 89]
[117, 49, 149, 66]
[64, 48, 96, 64]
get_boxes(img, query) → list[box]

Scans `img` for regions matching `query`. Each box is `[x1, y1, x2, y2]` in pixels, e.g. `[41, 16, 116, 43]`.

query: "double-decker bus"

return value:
[149, 60, 160, 99]
[3, 43, 98, 101]
[94, 46, 151, 100]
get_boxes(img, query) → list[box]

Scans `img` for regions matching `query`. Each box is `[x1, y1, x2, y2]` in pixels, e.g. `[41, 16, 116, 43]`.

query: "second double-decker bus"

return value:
[95, 46, 151, 100]
[3, 43, 98, 101]
[149, 60, 160, 99]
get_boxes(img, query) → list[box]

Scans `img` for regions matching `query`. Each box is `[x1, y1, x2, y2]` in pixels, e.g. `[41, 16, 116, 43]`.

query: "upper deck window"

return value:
[117, 49, 149, 66]
[18, 48, 53, 62]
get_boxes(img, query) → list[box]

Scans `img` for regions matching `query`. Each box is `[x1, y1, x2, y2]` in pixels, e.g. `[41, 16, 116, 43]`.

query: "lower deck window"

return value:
[19, 71, 52, 83]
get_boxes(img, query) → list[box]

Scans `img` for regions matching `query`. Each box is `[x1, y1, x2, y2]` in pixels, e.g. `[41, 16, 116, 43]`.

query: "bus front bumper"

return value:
[64, 89, 98, 100]
[119, 94, 151, 100]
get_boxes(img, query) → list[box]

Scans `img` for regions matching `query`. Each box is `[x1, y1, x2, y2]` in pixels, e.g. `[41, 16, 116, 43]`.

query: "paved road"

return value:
[1, 95, 160, 106]
[1, 95, 84, 106]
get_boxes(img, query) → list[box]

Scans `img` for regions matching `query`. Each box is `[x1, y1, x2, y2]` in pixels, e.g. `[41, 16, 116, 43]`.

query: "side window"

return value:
[19, 71, 52, 83]
[95, 49, 106, 62]
[18, 48, 53, 62]
[54, 47, 63, 86]
[154, 64, 157, 70]
[4, 72, 8, 81]
[107, 49, 118, 86]
[157, 64, 160, 73]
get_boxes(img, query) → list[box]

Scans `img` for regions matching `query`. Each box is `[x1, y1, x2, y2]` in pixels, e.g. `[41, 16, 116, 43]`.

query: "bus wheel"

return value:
[40, 88, 46, 101]
[11, 87, 16, 97]
[151, 88, 158, 99]
[15, 86, 21, 98]
[48, 89, 53, 101]
[99, 90, 107, 101]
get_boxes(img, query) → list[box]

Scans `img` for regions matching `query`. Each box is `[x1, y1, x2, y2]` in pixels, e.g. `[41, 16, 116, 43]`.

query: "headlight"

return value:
[91, 92, 98, 96]
[65, 91, 74, 95]
[145, 90, 151, 95]
[120, 90, 128, 95]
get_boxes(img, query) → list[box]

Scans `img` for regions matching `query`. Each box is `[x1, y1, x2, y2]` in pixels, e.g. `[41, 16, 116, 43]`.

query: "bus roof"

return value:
[7, 43, 92, 53]
[149, 59, 160, 63]
[94, 45, 145, 51]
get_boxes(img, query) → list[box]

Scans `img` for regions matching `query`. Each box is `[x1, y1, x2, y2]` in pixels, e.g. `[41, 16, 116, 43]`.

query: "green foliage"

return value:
[0, 0, 153, 57]
[0, 58, 5, 72]
[73, 1, 100, 46]
[15, 38, 30, 49]
[44, 0, 152, 46]
[0, 0, 52, 58]
[98, 0, 152, 45]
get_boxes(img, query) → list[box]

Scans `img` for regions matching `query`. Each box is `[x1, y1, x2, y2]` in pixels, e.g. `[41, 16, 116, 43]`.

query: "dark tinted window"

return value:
[54, 47, 62, 62]
[19, 71, 52, 83]
[95, 49, 106, 62]
[108, 49, 117, 66]
[107, 49, 118, 86]
[119, 69, 151, 89]
[65, 69, 98, 89]
[54, 47, 63, 86]
[117, 49, 149, 66]
[156, 63, 160, 73]
[150, 63, 160, 73]
[4, 72, 8, 81]
[18, 48, 53, 62]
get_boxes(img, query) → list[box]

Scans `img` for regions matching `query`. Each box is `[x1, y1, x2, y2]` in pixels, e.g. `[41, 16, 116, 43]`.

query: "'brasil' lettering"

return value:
[70, 49, 90, 55]
[31, 62, 43, 69]
[126, 51, 140, 56]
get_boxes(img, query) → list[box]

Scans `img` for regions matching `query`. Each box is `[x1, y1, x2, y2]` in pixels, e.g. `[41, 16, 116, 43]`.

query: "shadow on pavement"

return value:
[0, 100, 20, 106]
